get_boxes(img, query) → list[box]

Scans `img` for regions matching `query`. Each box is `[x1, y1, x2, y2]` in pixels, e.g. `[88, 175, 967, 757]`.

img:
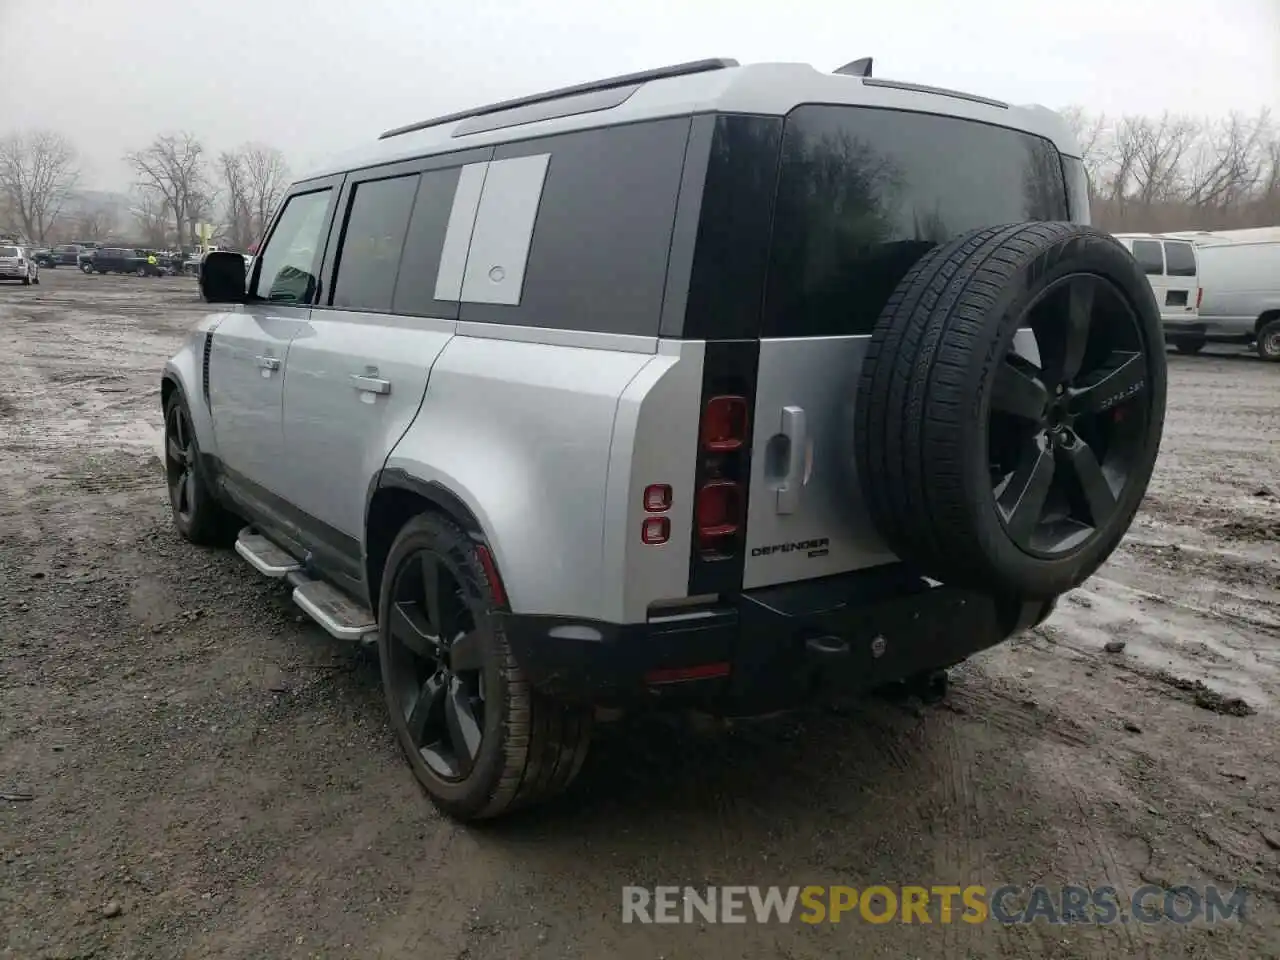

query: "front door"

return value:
[208, 183, 340, 497]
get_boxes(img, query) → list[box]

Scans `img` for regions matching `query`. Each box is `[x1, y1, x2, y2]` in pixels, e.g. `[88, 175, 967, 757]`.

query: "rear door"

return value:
[278, 150, 490, 542]
[743, 104, 1070, 590]
[1161, 240, 1198, 318]
[208, 181, 340, 497]
[1129, 239, 1170, 317]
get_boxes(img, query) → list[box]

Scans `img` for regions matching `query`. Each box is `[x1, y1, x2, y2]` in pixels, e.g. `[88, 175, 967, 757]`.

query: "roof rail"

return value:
[378, 57, 739, 141]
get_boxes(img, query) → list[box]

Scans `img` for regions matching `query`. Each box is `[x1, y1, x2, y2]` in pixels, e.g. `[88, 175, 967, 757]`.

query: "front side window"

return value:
[1163, 241, 1196, 277]
[330, 174, 419, 312]
[764, 105, 1069, 337]
[1131, 240, 1164, 276]
[252, 189, 333, 304]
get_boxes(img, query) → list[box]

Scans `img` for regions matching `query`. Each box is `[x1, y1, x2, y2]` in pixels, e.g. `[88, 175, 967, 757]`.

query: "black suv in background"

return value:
[84, 247, 155, 275]
[51, 244, 86, 266]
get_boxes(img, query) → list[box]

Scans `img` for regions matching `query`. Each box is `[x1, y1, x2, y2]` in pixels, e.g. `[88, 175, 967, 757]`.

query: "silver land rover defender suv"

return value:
[162, 57, 1166, 820]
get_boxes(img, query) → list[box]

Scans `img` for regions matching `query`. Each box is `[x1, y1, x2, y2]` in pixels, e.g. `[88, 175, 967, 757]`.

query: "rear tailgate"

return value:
[743, 103, 1072, 590]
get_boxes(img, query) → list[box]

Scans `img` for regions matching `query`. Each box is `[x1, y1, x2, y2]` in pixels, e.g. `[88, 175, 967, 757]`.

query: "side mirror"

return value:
[200, 250, 248, 303]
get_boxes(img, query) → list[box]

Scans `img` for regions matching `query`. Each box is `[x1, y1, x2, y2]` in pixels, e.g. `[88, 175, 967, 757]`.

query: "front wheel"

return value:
[137, 266, 147, 277]
[1257, 319, 1280, 362]
[378, 513, 591, 821]
[163, 391, 237, 545]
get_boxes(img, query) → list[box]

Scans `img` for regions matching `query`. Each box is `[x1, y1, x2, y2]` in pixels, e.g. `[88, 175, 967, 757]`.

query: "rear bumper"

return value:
[500, 566, 1055, 716]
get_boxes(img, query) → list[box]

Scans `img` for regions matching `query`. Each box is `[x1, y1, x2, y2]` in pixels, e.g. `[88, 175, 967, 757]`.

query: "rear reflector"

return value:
[700, 395, 749, 452]
[644, 661, 731, 684]
[641, 516, 670, 545]
[1196, 287, 1203, 309]
[643, 483, 672, 512]
[474, 543, 507, 607]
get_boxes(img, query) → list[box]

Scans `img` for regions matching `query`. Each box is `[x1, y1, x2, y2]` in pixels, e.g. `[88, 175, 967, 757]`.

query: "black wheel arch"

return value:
[364, 468, 495, 614]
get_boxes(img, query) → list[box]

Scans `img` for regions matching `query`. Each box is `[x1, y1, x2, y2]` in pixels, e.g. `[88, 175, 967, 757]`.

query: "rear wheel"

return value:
[1172, 337, 1205, 355]
[855, 222, 1166, 600]
[1257, 318, 1280, 362]
[136, 266, 147, 277]
[378, 513, 591, 821]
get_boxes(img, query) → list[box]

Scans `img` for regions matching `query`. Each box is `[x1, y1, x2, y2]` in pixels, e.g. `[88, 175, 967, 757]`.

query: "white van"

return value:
[1194, 239, 1280, 360]
[1113, 233, 1200, 350]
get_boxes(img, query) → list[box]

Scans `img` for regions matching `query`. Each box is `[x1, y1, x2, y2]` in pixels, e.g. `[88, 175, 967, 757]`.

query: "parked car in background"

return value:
[0, 244, 40, 285]
[31, 247, 57, 268]
[1113, 233, 1201, 352]
[1193, 239, 1280, 361]
[52, 244, 85, 266]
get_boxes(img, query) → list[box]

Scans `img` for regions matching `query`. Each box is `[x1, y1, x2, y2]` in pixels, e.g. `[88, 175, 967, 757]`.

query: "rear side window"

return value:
[1163, 241, 1196, 277]
[392, 166, 466, 317]
[331, 174, 419, 312]
[1131, 240, 1164, 275]
[458, 116, 691, 336]
[252, 189, 333, 304]
[0, 246, 18, 257]
[763, 105, 1069, 338]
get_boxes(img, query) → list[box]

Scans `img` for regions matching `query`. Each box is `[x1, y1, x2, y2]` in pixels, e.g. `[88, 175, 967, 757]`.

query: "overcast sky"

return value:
[3, 0, 1278, 191]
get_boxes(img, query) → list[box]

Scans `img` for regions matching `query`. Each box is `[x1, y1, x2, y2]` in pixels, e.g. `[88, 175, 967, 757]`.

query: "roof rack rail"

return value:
[378, 57, 739, 141]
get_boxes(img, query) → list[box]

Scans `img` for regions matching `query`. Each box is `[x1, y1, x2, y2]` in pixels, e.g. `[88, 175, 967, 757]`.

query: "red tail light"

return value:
[643, 483, 672, 512]
[1196, 287, 1203, 309]
[641, 516, 670, 545]
[700, 395, 748, 452]
[696, 480, 741, 551]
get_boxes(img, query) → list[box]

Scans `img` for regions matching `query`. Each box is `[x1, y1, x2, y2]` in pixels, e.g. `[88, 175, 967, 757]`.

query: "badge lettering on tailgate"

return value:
[751, 537, 830, 559]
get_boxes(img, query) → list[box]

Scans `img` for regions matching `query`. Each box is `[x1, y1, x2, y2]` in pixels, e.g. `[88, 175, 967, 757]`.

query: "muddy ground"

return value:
[1, 268, 1278, 960]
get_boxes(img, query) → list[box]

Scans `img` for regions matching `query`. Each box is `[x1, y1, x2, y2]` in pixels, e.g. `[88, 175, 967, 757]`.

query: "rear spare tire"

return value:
[855, 222, 1166, 600]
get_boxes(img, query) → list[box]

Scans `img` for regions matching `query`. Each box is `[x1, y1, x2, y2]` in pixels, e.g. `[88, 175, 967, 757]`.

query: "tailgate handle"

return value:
[776, 405, 807, 515]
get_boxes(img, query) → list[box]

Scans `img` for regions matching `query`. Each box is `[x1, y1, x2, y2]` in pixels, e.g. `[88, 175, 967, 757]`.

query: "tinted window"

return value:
[459, 116, 691, 336]
[0, 247, 18, 257]
[392, 166, 465, 316]
[1131, 240, 1164, 275]
[763, 105, 1069, 338]
[252, 189, 332, 304]
[330, 175, 418, 312]
[1163, 241, 1196, 277]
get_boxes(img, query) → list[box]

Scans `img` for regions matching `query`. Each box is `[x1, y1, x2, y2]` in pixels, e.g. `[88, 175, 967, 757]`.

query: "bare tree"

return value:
[1060, 106, 1108, 197]
[218, 149, 253, 251]
[132, 191, 171, 248]
[74, 205, 117, 240]
[0, 130, 80, 242]
[1183, 110, 1269, 218]
[242, 144, 290, 245]
[125, 133, 207, 248]
[1130, 113, 1198, 209]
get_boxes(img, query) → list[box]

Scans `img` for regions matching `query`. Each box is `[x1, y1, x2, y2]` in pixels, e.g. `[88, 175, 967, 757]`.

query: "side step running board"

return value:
[291, 580, 377, 642]
[234, 527, 377, 643]
[235, 529, 301, 577]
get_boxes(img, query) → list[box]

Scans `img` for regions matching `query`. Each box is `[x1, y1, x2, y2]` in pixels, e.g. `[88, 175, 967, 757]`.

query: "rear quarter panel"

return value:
[384, 334, 654, 621]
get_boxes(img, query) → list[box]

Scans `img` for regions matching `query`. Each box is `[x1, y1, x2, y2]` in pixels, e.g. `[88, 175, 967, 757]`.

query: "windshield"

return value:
[0, 246, 19, 258]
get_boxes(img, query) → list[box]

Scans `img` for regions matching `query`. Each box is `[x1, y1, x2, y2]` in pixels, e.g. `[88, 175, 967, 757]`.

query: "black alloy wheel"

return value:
[987, 273, 1152, 558]
[165, 401, 197, 525]
[384, 549, 488, 782]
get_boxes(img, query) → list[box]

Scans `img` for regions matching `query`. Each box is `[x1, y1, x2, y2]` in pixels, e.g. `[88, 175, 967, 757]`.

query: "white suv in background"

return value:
[0, 244, 40, 285]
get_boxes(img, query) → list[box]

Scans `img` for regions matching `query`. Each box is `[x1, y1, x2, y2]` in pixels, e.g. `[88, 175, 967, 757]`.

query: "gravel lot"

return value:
[2, 268, 1279, 959]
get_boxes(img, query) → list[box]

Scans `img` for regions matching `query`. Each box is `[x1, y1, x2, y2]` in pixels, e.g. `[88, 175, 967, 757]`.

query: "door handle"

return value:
[255, 355, 281, 371]
[776, 405, 807, 515]
[350, 374, 392, 396]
